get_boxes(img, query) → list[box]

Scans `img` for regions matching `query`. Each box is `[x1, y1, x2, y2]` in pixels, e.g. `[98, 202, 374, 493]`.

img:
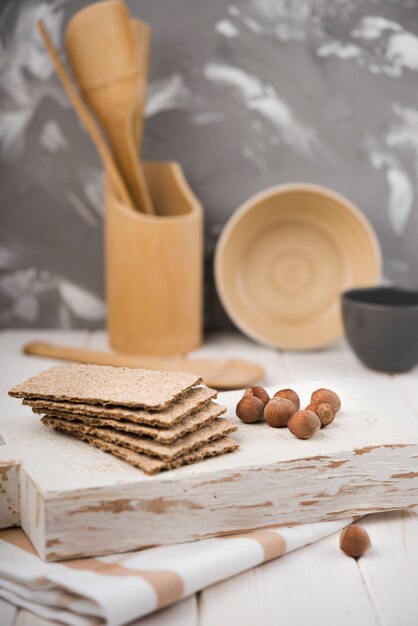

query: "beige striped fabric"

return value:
[0, 518, 353, 626]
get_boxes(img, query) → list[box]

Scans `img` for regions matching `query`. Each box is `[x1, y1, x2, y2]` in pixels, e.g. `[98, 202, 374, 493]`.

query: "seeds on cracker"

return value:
[10, 364, 239, 474]
[51, 427, 239, 475]
[24, 387, 218, 428]
[10, 364, 202, 409]
[38, 402, 226, 444]
[42, 416, 236, 461]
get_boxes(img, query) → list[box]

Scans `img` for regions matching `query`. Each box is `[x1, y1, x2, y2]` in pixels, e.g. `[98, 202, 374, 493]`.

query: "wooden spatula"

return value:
[65, 0, 154, 214]
[23, 342, 265, 390]
[131, 18, 150, 154]
[37, 20, 134, 209]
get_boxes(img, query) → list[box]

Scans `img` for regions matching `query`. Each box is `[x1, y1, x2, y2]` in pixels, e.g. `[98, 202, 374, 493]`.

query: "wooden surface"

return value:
[2, 337, 418, 559]
[22, 341, 265, 390]
[1, 330, 418, 625]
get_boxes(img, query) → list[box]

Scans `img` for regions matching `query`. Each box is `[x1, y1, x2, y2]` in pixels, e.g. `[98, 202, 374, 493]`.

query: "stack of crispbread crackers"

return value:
[9, 364, 239, 475]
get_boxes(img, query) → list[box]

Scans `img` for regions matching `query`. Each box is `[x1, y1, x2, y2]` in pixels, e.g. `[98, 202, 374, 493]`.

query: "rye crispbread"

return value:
[10, 364, 202, 409]
[41, 416, 236, 460]
[23, 386, 217, 427]
[36, 402, 227, 443]
[42, 423, 239, 474]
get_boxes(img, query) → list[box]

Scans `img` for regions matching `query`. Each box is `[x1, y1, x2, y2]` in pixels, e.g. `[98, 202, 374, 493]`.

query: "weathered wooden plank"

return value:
[356, 509, 418, 626]
[198, 343, 418, 626]
[392, 372, 418, 424]
[1, 333, 418, 626]
[198, 531, 380, 626]
[0, 332, 91, 535]
[283, 340, 418, 429]
[0, 456, 20, 529]
[131, 597, 198, 626]
[2, 337, 418, 560]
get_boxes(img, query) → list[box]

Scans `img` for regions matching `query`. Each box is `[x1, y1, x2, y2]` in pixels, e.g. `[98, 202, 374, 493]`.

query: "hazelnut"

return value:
[244, 386, 270, 406]
[264, 397, 295, 428]
[311, 388, 341, 413]
[236, 394, 264, 423]
[287, 410, 320, 439]
[339, 525, 371, 559]
[274, 388, 300, 411]
[306, 401, 335, 427]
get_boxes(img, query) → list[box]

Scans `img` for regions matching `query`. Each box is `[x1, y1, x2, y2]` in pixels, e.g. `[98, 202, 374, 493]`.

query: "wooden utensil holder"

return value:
[105, 161, 203, 355]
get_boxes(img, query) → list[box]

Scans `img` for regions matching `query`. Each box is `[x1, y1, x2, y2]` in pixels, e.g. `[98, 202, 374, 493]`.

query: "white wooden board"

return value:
[1, 356, 418, 561]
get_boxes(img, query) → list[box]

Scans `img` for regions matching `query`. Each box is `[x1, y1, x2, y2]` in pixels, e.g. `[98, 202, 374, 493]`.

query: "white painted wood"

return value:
[356, 509, 418, 626]
[2, 332, 418, 560]
[283, 339, 418, 430]
[392, 372, 418, 424]
[2, 331, 418, 626]
[0, 457, 20, 528]
[130, 597, 198, 626]
[199, 531, 380, 626]
[2, 379, 418, 559]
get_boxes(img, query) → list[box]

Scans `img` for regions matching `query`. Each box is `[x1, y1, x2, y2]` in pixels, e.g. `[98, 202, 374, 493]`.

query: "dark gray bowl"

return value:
[342, 287, 418, 373]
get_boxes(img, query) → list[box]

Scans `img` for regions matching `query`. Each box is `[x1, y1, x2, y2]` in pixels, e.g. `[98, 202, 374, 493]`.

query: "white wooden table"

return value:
[1, 330, 418, 626]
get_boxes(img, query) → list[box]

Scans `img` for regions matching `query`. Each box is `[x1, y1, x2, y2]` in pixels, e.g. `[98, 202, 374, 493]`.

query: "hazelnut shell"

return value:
[306, 401, 335, 427]
[274, 388, 300, 411]
[311, 388, 341, 413]
[244, 386, 270, 406]
[264, 397, 295, 428]
[339, 525, 371, 559]
[236, 394, 264, 423]
[287, 410, 320, 439]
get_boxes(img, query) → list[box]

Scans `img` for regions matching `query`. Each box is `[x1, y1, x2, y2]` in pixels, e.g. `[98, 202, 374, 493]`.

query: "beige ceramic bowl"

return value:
[215, 183, 382, 350]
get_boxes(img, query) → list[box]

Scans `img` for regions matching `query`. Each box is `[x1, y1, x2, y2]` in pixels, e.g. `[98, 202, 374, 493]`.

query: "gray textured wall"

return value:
[1, 0, 418, 329]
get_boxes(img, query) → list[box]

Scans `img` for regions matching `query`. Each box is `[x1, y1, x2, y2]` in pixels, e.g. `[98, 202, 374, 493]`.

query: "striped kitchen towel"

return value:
[0, 518, 351, 625]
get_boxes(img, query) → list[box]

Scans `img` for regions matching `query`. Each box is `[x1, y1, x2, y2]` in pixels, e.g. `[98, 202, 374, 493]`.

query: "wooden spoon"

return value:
[65, 0, 154, 215]
[23, 342, 265, 390]
[37, 20, 133, 209]
[131, 18, 150, 153]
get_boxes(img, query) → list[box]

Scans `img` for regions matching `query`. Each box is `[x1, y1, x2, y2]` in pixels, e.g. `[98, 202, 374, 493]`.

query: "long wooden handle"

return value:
[37, 20, 134, 209]
[23, 341, 265, 390]
[111, 18, 153, 215]
[132, 19, 150, 153]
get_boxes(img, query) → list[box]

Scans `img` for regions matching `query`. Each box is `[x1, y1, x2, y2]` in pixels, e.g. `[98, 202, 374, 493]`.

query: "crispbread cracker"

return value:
[24, 387, 217, 427]
[43, 423, 239, 474]
[37, 402, 227, 443]
[10, 364, 202, 409]
[41, 416, 236, 460]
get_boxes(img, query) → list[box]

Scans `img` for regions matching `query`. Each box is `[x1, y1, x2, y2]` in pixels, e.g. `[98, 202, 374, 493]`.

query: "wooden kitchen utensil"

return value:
[106, 161, 203, 356]
[22, 341, 265, 390]
[131, 18, 150, 150]
[2, 380, 418, 560]
[37, 20, 133, 209]
[215, 183, 382, 350]
[65, 0, 154, 215]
